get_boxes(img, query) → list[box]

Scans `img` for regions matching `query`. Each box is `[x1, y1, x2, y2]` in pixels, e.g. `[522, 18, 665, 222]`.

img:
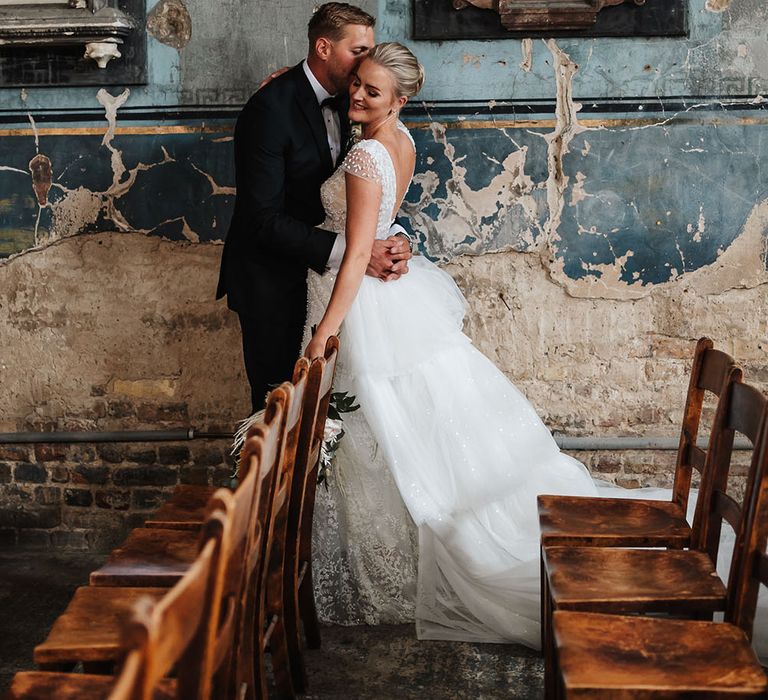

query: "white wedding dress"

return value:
[305, 122, 597, 646]
[304, 122, 768, 653]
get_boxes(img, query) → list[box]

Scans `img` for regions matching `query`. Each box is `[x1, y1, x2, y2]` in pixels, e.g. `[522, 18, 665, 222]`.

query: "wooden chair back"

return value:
[730, 405, 768, 637]
[231, 384, 289, 700]
[109, 510, 225, 700]
[200, 432, 269, 700]
[692, 375, 767, 600]
[257, 362, 309, 697]
[282, 336, 341, 690]
[290, 335, 340, 592]
[672, 338, 738, 513]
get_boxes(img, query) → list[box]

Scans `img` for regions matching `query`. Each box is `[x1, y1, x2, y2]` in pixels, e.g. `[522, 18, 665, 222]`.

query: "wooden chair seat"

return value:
[89, 528, 198, 587]
[538, 340, 738, 552]
[538, 495, 691, 547]
[143, 485, 218, 530]
[544, 546, 726, 613]
[553, 611, 767, 697]
[8, 510, 231, 700]
[34, 587, 167, 667]
[7, 672, 176, 700]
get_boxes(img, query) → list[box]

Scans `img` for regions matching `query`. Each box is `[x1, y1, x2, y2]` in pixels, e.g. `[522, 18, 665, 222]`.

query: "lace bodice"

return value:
[320, 121, 414, 239]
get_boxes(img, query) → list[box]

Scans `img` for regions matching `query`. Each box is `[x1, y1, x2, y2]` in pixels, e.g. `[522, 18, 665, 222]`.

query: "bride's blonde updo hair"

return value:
[366, 42, 425, 99]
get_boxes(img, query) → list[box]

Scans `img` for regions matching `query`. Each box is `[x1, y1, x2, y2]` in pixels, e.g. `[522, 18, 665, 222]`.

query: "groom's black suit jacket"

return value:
[217, 62, 351, 329]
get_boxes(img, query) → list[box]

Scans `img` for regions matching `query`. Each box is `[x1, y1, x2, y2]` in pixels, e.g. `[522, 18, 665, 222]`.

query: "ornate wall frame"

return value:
[0, 0, 146, 86]
[414, 0, 687, 40]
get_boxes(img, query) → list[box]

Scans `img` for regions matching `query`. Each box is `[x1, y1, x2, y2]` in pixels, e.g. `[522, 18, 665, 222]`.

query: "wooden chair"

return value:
[32, 434, 267, 677]
[88, 382, 296, 588]
[87, 382, 298, 700]
[538, 338, 738, 550]
[551, 405, 768, 698]
[7, 506, 226, 700]
[206, 420, 282, 700]
[283, 336, 340, 692]
[220, 362, 312, 700]
[146, 338, 339, 698]
[542, 373, 767, 697]
[260, 359, 311, 700]
[538, 339, 737, 677]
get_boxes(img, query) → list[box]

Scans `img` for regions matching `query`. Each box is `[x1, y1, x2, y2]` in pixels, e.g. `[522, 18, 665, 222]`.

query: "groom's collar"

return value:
[302, 59, 335, 106]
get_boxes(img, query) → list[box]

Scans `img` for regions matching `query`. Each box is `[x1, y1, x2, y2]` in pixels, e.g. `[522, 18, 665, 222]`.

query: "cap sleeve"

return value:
[340, 140, 383, 185]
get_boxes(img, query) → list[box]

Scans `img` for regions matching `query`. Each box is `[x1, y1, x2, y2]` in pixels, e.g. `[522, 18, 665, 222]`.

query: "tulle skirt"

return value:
[307, 257, 767, 657]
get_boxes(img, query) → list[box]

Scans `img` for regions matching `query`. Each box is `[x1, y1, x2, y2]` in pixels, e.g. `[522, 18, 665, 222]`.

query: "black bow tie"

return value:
[320, 94, 344, 111]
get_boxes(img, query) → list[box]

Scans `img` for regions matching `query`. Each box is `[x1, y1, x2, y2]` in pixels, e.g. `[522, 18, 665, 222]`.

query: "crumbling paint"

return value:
[680, 197, 768, 295]
[146, 0, 192, 50]
[520, 38, 533, 72]
[191, 163, 236, 197]
[400, 121, 542, 260]
[28, 154, 51, 206]
[705, 0, 731, 11]
[463, 54, 484, 69]
[540, 40, 586, 244]
[0, 92, 234, 259]
[97, 88, 130, 189]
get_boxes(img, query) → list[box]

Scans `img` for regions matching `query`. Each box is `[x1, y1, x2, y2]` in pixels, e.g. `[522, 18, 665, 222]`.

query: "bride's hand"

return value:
[366, 236, 412, 279]
[305, 330, 332, 360]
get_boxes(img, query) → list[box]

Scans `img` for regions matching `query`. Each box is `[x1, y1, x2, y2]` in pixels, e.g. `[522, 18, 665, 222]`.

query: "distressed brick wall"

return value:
[0, 234, 764, 551]
[0, 440, 234, 550]
[0, 441, 754, 552]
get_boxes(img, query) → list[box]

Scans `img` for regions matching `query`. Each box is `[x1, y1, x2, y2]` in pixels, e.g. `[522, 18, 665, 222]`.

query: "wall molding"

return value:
[0, 95, 764, 126]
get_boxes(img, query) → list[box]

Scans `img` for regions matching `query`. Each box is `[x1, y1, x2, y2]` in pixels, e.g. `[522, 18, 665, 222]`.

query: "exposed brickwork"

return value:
[0, 439, 235, 551]
[0, 435, 756, 552]
[0, 237, 764, 554]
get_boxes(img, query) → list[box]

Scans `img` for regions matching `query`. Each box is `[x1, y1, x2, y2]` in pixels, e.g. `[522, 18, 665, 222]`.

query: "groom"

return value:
[217, 2, 413, 411]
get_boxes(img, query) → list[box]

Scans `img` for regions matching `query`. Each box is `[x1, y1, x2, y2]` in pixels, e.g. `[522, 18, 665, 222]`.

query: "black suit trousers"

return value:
[237, 304, 306, 413]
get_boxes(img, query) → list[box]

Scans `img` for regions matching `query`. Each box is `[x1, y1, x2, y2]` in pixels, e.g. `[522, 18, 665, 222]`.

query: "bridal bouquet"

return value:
[230, 389, 359, 487]
[318, 390, 359, 488]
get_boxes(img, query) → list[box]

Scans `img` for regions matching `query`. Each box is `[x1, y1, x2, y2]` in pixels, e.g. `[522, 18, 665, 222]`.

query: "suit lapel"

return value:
[293, 64, 335, 172]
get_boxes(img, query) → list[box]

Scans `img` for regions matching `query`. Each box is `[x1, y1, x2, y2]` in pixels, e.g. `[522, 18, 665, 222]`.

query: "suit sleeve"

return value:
[233, 95, 336, 273]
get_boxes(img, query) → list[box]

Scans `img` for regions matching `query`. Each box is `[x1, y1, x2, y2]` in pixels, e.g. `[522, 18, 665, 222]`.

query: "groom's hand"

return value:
[258, 66, 291, 91]
[367, 236, 412, 281]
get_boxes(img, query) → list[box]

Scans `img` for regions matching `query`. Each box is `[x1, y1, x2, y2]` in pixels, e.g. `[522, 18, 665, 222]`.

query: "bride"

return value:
[303, 41, 599, 646]
[298, 40, 768, 662]
[301, 42, 768, 655]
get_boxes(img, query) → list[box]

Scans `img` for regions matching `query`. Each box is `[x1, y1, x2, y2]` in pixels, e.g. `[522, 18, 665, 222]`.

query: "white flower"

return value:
[324, 418, 344, 443]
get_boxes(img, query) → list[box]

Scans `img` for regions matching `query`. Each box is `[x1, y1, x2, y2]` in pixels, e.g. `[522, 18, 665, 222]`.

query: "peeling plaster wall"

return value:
[0, 233, 247, 433]
[0, 0, 767, 539]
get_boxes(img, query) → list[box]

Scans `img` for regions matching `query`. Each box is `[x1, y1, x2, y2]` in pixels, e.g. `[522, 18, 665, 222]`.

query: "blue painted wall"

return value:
[1, 0, 767, 294]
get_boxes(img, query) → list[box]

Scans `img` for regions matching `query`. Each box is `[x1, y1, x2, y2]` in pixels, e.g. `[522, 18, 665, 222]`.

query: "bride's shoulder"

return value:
[346, 138, 388, 163]
[341, 140, 385, 182]
[396, 120, 415, 147]
[350, 137, 384, 152]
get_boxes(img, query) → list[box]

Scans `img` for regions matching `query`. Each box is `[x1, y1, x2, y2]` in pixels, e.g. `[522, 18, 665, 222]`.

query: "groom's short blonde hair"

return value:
[308, 3, 375, 45]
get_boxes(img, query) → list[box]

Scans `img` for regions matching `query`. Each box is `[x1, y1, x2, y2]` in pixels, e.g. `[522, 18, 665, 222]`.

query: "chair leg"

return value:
[269, 615, 297, 700]
[237, 616, 257, 700]
[283, 579, 307, 693]
[542, 564, 557, 700]
[299, 563, 322, 649]
[255, 635, 269, 700]
[540, 549, 546, 652]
